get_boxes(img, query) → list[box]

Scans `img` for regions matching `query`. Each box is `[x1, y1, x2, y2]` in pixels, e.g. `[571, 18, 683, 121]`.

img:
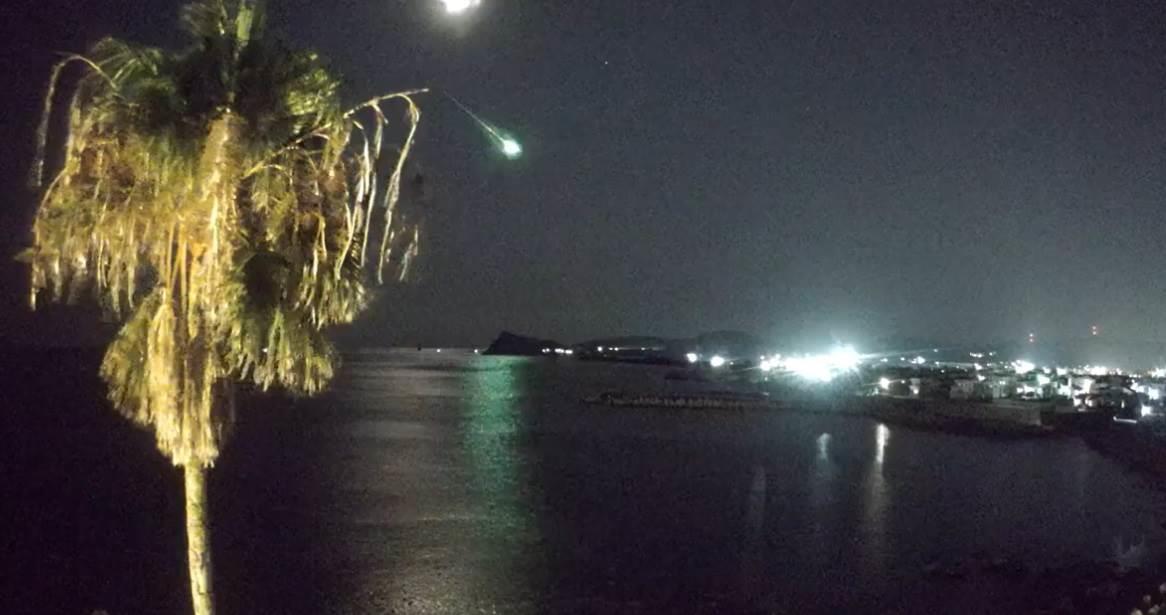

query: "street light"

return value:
[439, 0, 481, 15]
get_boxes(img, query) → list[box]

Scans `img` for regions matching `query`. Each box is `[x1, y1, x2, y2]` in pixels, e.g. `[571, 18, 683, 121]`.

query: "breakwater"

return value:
[586, 390, 1055, 437]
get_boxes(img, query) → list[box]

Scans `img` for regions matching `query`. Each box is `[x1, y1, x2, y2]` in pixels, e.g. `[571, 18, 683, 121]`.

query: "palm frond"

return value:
[27, 0, 428, 468]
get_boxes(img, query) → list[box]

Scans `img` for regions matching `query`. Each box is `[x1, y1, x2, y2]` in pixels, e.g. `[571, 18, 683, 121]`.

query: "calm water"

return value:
[6, 349, 1166, 614]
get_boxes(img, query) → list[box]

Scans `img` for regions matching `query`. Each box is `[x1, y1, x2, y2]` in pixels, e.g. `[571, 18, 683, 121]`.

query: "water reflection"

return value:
[464, 357, 525, 536]
[817, 432, 831, 461]
[335, 355, 540, 613]
[862, 424, 891, 575]
[739, 464, 768, 593]
[461, 357, 539, 612]
[875, 423, 890, 466]
[809, 432, 836, 570]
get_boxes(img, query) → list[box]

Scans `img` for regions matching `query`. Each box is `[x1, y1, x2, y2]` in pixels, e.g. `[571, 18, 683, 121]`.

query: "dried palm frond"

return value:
[26, 0, 426, 468]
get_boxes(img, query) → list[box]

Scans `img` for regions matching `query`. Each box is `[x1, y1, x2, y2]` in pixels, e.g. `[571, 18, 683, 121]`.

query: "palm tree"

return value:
[22, 2, 424, 613]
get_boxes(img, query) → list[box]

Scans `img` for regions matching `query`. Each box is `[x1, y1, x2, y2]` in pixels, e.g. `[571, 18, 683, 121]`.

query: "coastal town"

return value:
[486, 330, 1160, 427]
[477, 331, 1166, 612]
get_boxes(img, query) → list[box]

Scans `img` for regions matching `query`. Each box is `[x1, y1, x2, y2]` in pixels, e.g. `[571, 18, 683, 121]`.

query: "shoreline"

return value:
[1081, 420, 1166, 489]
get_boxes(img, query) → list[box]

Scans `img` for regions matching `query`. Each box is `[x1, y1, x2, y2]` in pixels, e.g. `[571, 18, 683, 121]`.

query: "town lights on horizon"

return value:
[1085, 365, 1112, 376]
[709, 355, 727, 368]
[439, 0, 481, 14]
[759, 354, 781, 372]
[686, 352, 699, 364]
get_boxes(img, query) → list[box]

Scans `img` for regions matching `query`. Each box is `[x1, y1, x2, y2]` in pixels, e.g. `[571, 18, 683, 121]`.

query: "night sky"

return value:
[3, 0, 1166, 350]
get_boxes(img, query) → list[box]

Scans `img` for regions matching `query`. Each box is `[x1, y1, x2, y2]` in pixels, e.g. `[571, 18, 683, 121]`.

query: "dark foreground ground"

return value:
[1, 348, 325, 615]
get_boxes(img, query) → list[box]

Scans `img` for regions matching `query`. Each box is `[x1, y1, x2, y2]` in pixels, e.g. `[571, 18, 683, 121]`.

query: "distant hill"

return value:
[693, 330, 762, 356]
[480, 329, 764, 363]
[866, 335, 1166, 370]
[483, 331, 565, 357]
[573, 330, 763, 365]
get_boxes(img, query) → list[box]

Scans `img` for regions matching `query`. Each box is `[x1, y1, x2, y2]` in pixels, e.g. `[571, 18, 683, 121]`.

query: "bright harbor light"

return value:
[439, 0, 481, 14]
[785, 355, 833, 382]
[709, 355, 727, 368]
[783, 345, 862, 383]
[685, 352, 699, 364]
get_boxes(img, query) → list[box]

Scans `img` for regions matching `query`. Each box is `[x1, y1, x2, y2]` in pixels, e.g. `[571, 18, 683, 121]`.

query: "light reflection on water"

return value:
[300, 351, 1166, 614]
[862, 424, 891, 576]
[463, 357, 525, 536]
[876, 423, 890, 467]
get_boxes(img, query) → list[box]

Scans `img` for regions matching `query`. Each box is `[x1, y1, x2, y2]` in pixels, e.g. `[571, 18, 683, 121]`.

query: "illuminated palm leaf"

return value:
[27, 0, 423, 467]
[25, 3, 426, 613]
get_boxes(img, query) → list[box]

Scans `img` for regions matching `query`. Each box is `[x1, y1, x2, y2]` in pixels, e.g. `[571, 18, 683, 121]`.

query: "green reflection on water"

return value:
[463, 357, 528, 537]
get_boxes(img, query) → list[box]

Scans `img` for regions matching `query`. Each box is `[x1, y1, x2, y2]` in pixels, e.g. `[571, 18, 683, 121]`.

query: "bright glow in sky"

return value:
[500, 138, 522, 158]
[439, 0, 481, 14]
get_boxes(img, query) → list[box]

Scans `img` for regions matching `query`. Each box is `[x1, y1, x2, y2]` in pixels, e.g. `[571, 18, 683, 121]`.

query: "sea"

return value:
[5, 348, 1166, 614]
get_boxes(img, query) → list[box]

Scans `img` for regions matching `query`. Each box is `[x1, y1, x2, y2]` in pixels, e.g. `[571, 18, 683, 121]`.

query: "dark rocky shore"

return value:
[1082, 419, 1166, 488]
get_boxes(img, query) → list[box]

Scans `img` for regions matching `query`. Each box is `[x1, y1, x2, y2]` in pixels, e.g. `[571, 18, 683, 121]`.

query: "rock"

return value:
[483, 331, 565, 357]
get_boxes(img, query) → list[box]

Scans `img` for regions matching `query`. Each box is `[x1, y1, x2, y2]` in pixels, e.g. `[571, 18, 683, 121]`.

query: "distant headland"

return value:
[482, 330, 762, 365]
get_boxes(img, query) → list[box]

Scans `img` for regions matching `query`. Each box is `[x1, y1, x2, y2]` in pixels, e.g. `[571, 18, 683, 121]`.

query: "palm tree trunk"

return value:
[184, 465, 215, 615]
